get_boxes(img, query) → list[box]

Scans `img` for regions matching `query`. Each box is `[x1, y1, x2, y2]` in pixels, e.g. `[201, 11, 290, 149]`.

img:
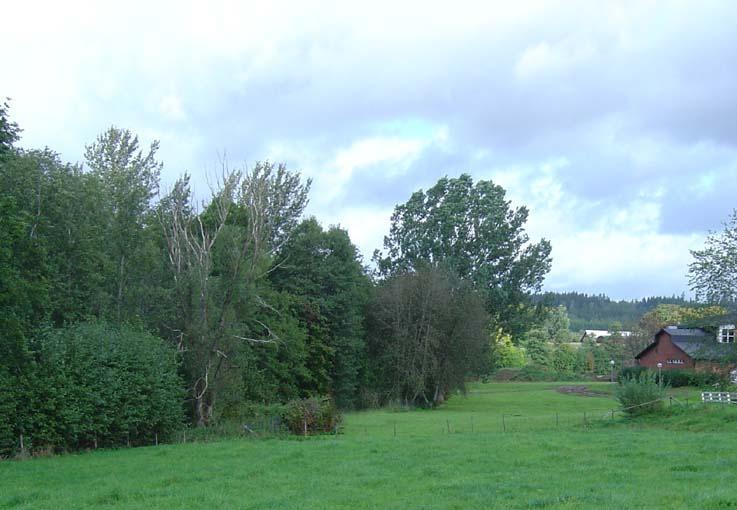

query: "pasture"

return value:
[2, 382, 737, 509]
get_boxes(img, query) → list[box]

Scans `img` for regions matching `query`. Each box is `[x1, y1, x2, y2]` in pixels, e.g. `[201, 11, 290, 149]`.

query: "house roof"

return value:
[635, 326, 737, 361]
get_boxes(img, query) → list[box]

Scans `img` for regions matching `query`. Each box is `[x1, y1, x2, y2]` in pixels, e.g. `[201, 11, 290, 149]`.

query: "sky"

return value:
[5, 0, 737, 300]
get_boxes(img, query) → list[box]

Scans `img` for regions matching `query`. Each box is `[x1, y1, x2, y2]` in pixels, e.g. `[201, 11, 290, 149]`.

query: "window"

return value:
[719, 325, 736, 343]
[666, 359, 684, 365]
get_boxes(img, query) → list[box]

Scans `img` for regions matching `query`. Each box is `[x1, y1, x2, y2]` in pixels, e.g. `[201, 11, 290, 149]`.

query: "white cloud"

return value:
[4, 0, 737, 299]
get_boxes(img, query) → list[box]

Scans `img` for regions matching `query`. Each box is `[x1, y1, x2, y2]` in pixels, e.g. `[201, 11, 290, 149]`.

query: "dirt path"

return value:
[555, 385, 610, 397]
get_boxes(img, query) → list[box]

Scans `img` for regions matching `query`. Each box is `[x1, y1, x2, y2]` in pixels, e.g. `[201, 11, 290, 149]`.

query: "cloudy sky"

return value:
[5, 1, 737, 299]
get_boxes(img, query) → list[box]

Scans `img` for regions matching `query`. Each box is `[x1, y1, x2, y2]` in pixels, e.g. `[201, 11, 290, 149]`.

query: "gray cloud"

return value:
[6, 0, 737, 299]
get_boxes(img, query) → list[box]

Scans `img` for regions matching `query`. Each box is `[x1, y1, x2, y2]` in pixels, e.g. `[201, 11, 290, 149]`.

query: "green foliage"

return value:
[618, 367, 726, 388]
[617, 365, 648, 382]
[375, 174, 551, 337]
[689, 209, 737, 304]
[498, 366, 582, 382]
[0, 321, 183, 456]
[270, 218, 371, 409]
[616, 373, 666, 415]
[520, 306, 575, 369]
[280, 396, 341, 435]
[550, 344, 578, 373]
[658, 369, 725, 389]
[488, 330, 526, 369]
[366, 267, 488, 407]
[5, 383, 737, 509]
[0, 98, 21, 153]
[537, 291, 694, 331]
[41, 321, 181, 450]
[638, 304, 727, 336]
[0, 367, 16, 456]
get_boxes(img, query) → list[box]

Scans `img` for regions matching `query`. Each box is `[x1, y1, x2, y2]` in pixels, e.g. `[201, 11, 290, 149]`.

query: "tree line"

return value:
[535, 292, 696, 331]
[0, 101, 551, 454]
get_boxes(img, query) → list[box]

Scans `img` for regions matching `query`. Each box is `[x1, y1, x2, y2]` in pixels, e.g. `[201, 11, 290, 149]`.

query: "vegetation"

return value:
[0, 103, 556, 454]
[689, 210, 737, 304]
[375, 174, 552, 338]
[537, 292, 698, 331]
[615, 373, 666, 415]
[3, 382, 737, 509]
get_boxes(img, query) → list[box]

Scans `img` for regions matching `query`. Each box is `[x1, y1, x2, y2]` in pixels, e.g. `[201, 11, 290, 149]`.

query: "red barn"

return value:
[635, 326, 736, 373]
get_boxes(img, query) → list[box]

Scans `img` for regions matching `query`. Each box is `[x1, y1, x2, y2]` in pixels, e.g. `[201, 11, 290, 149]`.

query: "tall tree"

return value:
[270, 218, 371, 408]
[0, 98, 21, 154]
[375, 174, 551, 337]
[84, 127, 162, 321]
[158, 162, 311, 425]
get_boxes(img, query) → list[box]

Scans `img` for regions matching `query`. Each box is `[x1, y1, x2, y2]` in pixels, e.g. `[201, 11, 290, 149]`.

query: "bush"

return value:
[661, 370, 725, 388]
[619, 367, 727, 388]
[616, 373, 666, 416]
[5, 320, 184, 455]
[280, 396, 341, 435]
[617, 365, 648, 383]
[502, 365, 582, 382]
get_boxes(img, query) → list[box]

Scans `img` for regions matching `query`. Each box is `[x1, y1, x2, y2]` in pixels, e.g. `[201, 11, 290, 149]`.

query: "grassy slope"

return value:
[2, 382, 737, 509]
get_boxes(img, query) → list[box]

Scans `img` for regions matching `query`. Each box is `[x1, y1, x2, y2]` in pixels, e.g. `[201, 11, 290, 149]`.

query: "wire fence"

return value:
[10, 393, 733, 458]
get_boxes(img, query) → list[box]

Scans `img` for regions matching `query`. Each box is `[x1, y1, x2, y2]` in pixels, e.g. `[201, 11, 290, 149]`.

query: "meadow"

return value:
[2, 382, 737, 509]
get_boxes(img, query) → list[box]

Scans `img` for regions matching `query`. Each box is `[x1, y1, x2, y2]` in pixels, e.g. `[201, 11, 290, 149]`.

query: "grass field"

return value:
[2, 382, 737, 509]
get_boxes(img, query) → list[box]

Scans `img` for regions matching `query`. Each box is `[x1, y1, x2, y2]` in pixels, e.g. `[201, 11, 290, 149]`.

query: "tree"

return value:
[366, 267, 487, 407]
[520, 306, 572, 366]
[375, 174, 551, 337]
[0, 98, 21, 154]
[270, 218, 371, 408]
[84, 127, 162, 321]
[158, 162, 311, 425]
[689, 210, 737, 305]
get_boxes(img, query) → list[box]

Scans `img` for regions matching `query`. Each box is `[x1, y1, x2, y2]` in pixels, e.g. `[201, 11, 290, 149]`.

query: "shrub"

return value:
[6, 320, 184, 455]
[617, 365, 648, 383]
[503, 365, 581, 382]
[618, 367, 726, 388]
[616, 373, 666, 415]
[281, 396, 341, 435]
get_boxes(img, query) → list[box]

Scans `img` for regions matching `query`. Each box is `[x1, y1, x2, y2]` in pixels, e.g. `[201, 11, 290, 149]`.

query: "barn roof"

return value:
[635, 326, 737, 361]
[672, 340, 735, 361]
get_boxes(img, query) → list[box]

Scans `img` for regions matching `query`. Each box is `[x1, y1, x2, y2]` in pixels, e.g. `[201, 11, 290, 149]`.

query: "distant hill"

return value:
[533, 292, 694, 332]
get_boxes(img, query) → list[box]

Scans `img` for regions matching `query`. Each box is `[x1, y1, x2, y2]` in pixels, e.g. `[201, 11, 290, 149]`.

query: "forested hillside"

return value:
[535, 292, 693, 331]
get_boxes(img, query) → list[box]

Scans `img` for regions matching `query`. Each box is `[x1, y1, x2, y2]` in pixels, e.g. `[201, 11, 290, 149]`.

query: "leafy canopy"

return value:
[375, 174, 551, 335]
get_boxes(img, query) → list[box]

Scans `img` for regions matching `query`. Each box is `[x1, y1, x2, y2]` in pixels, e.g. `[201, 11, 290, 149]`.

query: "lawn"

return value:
[2, 382, 737, 509]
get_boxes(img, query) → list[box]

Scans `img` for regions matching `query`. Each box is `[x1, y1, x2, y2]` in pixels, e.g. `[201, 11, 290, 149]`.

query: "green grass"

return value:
[2, 382, 737, 509]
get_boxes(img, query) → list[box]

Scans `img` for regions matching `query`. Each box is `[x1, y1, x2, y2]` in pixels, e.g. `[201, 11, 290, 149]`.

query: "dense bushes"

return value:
[1, 321, 183, 456]
[616, 373, 666, 415]
[659, 370, 724, 388]
[618, 366, 726, 388]
[281, 396, 341, 435]
[617, 366, 648, 382]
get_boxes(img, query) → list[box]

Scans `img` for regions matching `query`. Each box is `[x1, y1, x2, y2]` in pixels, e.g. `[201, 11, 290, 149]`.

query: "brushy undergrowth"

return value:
[616, 373, 666, 415]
